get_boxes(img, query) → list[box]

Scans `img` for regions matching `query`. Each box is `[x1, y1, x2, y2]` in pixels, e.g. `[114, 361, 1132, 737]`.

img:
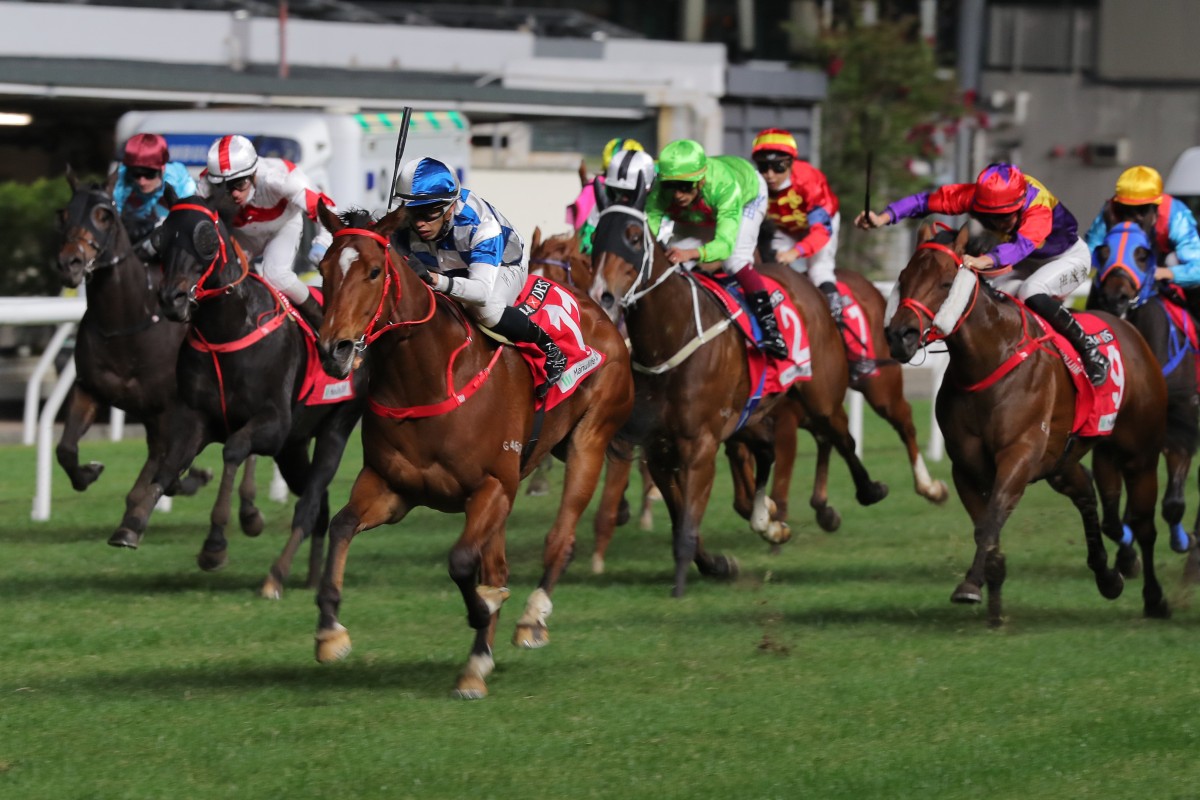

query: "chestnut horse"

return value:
[311, 205, 634, 699]
[112, 195, 367, 600]
[587, 199, 884, 596]
[885, 223, 1169, 626]
[1091, 221, 1198, 555]
[54, 172, 264, 532]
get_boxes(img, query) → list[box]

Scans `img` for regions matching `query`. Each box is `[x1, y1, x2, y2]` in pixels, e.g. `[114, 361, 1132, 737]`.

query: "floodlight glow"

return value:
[0, 113, 32, 126]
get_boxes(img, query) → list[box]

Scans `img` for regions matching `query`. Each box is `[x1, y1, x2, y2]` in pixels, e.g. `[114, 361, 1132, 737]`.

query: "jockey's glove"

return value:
[308, 240, 329, 266]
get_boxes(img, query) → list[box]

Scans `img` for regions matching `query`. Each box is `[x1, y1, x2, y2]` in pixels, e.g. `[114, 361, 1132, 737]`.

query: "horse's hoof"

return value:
[923, 480, 950, 505]
[717, 555, 740, 581]
[240, 510, 265, 538]
[72, 462, 105, 492]
[638, 509, 654, 531]
[513, 623, 550, 649]
[453, 676, 488, 700]
[759, 520, 791, 545]
[856, 481, 889, 506]
[1116, 547, 1142, 579]
[196, 548, 228, 572]
[1144, 598, 1172, 620]
[951, 582, 982, 604]
[646, 485, 663, 502]
[1170, 523, 1192, 554]
[525, 476, 550, 497]
[260, 576, 282, 600]
[616, 496, 631, 527]
[315, 624, 351, 663]
[1097, 570, 1124, 600]
[176, 467, 213, 496]
[815, 506, 841, 533]
[107, 527, 142, 549]
[591, 553, 605, 575]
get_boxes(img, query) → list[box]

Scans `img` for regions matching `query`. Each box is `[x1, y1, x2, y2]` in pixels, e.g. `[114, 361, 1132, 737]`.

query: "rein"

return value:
[897, 242, 980, 343]
[332, 227, 501, 420]
[169, 203, 252, 302]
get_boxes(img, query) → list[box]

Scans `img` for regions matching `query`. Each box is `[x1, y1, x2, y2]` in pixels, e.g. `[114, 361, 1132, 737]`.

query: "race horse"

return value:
[54, 170, 241, 527]
[885, 223, 1170, 626]
[1090, 221, 1198, 556]
[111, 194, 367, 600]
[310, 204, 634, 699]
[586, 195, 886, 597]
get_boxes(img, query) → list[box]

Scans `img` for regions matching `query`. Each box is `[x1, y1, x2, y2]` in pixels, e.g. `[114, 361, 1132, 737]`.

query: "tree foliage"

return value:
[0, 177, 74, 296]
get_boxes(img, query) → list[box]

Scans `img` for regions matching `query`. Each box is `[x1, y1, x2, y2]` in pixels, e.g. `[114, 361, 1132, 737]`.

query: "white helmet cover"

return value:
[606, 149, 656, 194]
[206, 135, 259, 183]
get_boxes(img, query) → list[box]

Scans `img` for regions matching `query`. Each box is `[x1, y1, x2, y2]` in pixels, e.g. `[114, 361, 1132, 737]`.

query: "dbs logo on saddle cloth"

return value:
[514, 276, 606, 410]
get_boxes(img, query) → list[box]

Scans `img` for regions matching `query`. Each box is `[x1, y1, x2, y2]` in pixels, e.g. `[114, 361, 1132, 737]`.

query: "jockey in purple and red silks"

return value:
[856, 162, 1108, 386]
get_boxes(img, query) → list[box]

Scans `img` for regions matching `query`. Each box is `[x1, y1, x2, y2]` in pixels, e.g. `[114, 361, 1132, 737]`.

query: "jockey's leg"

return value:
[1020, 239, 1107, 386]
[730, 263, 789, 360]
[489, 305, 568, 397]
[1026, 293, 1109, 386]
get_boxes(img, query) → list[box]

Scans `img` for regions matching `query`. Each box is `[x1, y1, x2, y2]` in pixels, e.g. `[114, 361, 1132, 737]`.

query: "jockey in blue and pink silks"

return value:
[856, 162, 1109, 386]
[566, 137, 646, 255]
[112, 133, 196, 260]
[1083, 165, 1200, 288]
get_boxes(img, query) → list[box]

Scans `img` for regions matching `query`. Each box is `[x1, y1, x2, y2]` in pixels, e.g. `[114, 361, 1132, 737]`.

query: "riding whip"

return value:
[864, 150, 873, 218]
[388, 106, 414, 210]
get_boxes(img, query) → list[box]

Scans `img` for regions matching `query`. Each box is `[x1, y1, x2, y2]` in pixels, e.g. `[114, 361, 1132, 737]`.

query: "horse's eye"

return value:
[941, 282, 954, 290]
[369, 268, 381, 280]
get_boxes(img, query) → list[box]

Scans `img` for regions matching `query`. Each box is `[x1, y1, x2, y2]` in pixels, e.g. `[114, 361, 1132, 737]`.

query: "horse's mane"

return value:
[338, 207, 377, 228]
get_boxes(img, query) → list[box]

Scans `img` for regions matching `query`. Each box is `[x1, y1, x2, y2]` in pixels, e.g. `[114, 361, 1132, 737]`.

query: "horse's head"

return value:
[1093, 220, 1154, 318]
[884, 223, 975, 361]
[313, 201, 412, 378]
[529, 227, 592, 290]
[587, 183, 653, 321]
[56, 167, 128, 288]
[155, 194, 232, 323]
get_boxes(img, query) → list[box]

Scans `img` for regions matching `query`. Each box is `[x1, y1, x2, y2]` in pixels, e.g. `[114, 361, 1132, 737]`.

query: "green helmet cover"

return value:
[658, 139, 708, 182]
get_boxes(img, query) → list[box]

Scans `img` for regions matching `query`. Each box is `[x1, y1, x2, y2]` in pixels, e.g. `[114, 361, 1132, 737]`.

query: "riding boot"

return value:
[746, 290, 790, 360]
[1027, 293, 1109, 386]
[296, 294, 324, 331]
[819, 281, 848, 325]
[491, 306, 569, 398]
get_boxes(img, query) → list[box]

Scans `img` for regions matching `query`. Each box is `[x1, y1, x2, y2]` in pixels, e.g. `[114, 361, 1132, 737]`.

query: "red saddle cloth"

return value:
[1161, 296, 1200, 392]
[690, 271, 812, 394]
[512, 276, 606, 411]
[835, 280, 878, 377]
[1037, 311, 1124, 437]
[293, 288, 358, 406]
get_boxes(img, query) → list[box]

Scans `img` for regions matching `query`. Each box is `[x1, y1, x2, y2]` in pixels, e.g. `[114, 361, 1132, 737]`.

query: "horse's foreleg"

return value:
[237, 455, 264, 536]
[451, 478, 513, 699]
[197, 452, 244, 572]
[1092, 449, 1139, 579]
[1048, 457, 1122, 601]
[259, 443, 313, 599]
[652, 438, 733, 597]
[767, 405, 798, 525]
[591, 449, 633, 575]
[863, 369, 949, 504]
[1122, 454, 1169, 619]
[637, 454, 659, 531]
[315, 467, 409, 665]
[806, 401, 888, 506]
[739, 423, 790, 546]
[56, 383, 104, 491]
[525, 458, 552, 497]
[808, 433, 840, 533]
[725, 440, 756, 520]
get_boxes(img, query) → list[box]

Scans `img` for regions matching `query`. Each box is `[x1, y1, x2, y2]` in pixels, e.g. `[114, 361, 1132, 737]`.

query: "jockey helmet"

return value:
[123, 133, 169, 171]
[1113, 165, 1163, 206]
[972, 163, 1027, 214]
[658, 139, 708, 183]
[394, 157, 461, 211]
[606, 149, 656, 195]
[751, 128, 799, 161]
[205, 135, 258, 183]
[601, 137, 644, 172]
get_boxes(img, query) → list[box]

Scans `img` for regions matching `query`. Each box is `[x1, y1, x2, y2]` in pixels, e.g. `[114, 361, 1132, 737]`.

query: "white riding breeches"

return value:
[990, 236, 1092, 301]
[777, 211, 841, 287]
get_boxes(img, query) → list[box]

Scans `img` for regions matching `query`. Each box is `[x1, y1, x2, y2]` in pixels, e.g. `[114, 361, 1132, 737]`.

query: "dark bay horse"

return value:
[55, 171, 231, 521]
[311, 205, 634, 699]
[885, 223, 1169, 626]
[112, 195, 366, 600]
[587, 200, 884, 596]
[1091, 221, 1198, 555]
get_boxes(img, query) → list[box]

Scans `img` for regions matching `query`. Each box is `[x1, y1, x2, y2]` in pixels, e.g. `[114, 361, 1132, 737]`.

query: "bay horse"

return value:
[587, 198, 885, 596]
[111, 194, 366, 600]
[885, 223, 1169, 626]
[310, 204, 634, 699]
[1091, 221, 1198, 556]
[54, 170, 265, 532]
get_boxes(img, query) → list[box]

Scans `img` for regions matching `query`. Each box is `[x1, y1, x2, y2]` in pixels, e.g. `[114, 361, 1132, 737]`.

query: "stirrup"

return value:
[1084, 351, 1109, 386]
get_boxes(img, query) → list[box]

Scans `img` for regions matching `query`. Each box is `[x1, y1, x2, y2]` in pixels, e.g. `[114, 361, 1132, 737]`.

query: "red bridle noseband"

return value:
[896, 241, 979, 343]
[332, 227, 436, 349]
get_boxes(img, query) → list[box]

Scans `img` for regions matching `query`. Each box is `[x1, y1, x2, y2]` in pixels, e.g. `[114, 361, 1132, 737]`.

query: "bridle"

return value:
[166, 203, 253, 305]
[594, 204, 677, 308]
[1095, 221, 1157, 311]
[895, 241, 980, 345]
[62, 188, 124, 278]
[332, 227, 436, 352]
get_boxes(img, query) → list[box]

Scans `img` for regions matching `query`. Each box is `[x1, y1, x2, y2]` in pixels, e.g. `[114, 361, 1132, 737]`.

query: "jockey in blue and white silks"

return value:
[1084, 165, 1200, 288]
[392, 157, 568, 397]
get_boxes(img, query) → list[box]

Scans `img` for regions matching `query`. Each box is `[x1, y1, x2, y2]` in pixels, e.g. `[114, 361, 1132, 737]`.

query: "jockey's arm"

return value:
[987, 203, 1052, 270]
[284, 171, 335, 251]
[1083, 206, 1108, 256]
[698, 191, 741, 263]
[1166, 203, 1200, 286]
[793, 207, 833, 258]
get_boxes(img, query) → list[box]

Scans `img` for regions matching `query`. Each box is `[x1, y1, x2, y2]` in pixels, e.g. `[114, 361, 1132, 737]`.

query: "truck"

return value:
[115, 108, 472, 215]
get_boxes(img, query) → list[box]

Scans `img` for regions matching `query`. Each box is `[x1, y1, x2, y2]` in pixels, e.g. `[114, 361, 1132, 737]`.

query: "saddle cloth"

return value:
[690, 271, 812, 397]
[1037, 312, 1123, 437]
[1160, 295, 1200, 392]
[294, 288, 357, 407]
[512, 276, 606, 411]
[834, 279, 878, 378]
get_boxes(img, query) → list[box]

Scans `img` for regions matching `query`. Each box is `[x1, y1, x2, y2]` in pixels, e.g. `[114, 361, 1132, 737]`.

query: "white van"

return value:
[1163, 146, 1200, 217]
[115, 108, 471, 215]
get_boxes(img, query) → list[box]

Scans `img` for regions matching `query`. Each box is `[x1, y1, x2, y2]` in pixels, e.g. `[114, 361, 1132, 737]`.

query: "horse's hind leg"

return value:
[525, 458, 552, 497]
[1162, 443, 1193, 554]
[451, 478, 512, 699]
[1048, 458, 1123, 601]
[803, 398, 888, 506]
[637, 453, 658, 531]
[109, 414, 207, 549]
[591, 449, 633, 575]
[259, 444, 311, 599]
[738, 423, 790, 546]
[56, 383, 104, 491]
[238, 455, 265, 536]
[808, 435, 840, 533]
[1093, 450, 1140, 579]
[196, 456, 243, 572]
[862, 369, 949, 504]
[1121, 454, 1170, 619]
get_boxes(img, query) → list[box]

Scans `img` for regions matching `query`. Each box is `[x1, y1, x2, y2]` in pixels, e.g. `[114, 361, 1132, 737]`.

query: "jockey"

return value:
[856, 162, 1108, 386]
[112, 133, 196, 260]
[392, 157, 567, 398]
[646, 138, 789, 360]
[573, 137, 646, 254]
[1083, 165, 1200, 287]
[197, 134, 333, 330]
[749, 127, 845, 320]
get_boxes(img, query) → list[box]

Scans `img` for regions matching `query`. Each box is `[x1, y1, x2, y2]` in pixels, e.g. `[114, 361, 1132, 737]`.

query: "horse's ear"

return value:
[593, 176, 609, 212]
[317, 199, 343, 234]
[531, 226, 543, 252]
[954, 223, 971, 254]
[66, 164, 80, 192]
[162, 183, 180, 209]
[578, 158, 589, 188]
[374, 204, 408, 238]
[104, 168, 119, 196]
[916, 222, 936, 244]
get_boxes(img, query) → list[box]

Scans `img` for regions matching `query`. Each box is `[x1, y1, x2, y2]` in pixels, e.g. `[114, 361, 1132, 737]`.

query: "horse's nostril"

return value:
[600, 292, 615, 310]
[332, 340, 354, 362]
